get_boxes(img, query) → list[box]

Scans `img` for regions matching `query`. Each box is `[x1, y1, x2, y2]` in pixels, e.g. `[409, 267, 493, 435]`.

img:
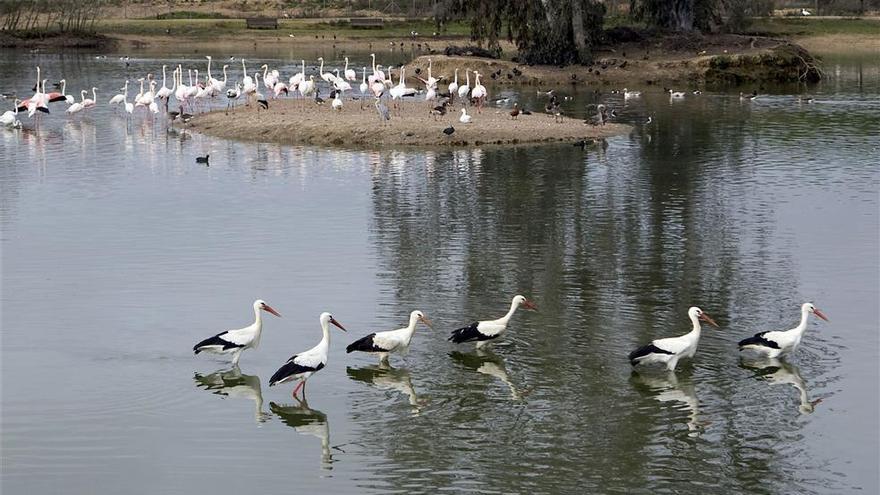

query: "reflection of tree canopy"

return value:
[363, 106, 813, 492]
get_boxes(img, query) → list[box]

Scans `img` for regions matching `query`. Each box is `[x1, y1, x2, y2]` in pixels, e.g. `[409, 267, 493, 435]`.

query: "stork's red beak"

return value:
[262, 305, 281, 317]
[330, 317, 347, 332]
[813, 309, 829, 322]
[700, 313, 719, 327]
[419, 316, 433, 328]
[523, 299, 538, 311]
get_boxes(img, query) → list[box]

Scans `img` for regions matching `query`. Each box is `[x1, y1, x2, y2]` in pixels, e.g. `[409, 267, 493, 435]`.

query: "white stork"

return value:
[269, 312, 347, 399]
[628, 307, 719, 371]
[449, 295, 537, 348]
[738, 303, 828, 358]
[346, 310, 432, 365]
[193, 300, 281, 366]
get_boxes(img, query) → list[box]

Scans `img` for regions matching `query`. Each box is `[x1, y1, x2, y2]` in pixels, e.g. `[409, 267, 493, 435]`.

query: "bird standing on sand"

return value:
[509, 103, 520, 120]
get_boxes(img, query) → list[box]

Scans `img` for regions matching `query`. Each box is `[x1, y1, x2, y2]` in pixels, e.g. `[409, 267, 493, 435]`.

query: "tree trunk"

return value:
[571, 0, 589, 63]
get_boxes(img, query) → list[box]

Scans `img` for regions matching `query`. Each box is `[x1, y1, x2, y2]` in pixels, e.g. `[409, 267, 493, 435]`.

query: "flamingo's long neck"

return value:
[499, 299, 520, 325]
[465, 70, 470, 86]
[92, 87, 96, 101]
[207, 57, 212, 79]
[263, 65, 268, 79]
[222, 66, 227, 83]
[362, 67, 366, 83]
[371, 54, 376, 73]
[454, 69, 458, 84]
[35, 67, 40, 93]
[162, 66, 167, 87]
[344, 57, 349, 71]
[242, 60, 247, 78]
[81, 90, 87, 103]
[319, 59, 324, 74]
[60, 80, 66, 95]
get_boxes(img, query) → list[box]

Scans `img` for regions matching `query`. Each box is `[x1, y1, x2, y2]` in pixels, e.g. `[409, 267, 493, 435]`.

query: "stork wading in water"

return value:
[738, 303, 829, 359]
[269, 312, 347, 399]
[449, 295, 538, 348]
[346, 311, 433, 365]
[193, 300, 282, 366]
[628, 307, 719, 371]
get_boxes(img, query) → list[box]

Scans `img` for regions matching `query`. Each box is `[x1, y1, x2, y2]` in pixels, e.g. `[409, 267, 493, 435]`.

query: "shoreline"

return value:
[182, 99, 631, 149]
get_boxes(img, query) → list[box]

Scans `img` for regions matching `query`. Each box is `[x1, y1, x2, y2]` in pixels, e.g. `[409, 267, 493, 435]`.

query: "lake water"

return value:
[1, 48, 878, 494]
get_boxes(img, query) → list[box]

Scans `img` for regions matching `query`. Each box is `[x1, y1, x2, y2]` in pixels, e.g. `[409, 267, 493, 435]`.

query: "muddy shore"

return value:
[183, 98, 630, 148]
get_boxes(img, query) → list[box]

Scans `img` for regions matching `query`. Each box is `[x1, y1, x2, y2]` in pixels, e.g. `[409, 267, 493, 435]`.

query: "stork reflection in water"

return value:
[449, 349, 525, 400]
[193, 365, 267, 423]
[741, 358, 822, 414]
[631, 371, 704, 435]
[347, 364, 423, 413]
[270, 399, 333, 468]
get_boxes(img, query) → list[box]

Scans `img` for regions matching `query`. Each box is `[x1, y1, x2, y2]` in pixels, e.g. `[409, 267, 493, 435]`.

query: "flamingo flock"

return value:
[4, 54, 500, 130]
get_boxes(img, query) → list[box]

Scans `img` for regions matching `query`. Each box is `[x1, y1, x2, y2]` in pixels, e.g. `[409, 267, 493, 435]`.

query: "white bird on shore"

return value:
[448, 295, 538, 348]
[289, 60, 306, 90]
[241, 59, 253, 89]
[459, 107, 472, 123]
[448, 68, 459, 99]
[156, 66, 174, 100]
[629, 307, 719, 371]
[343, 56, 357, 82]
[318, 57, 337, 84]
[346, 311, 432, 365]
[193, 300, 282, 366]
[738, 303, 828, 358]
[457, 69, 471, 100]
[333, 70, 352, 93]
[269, 312, 347, 399]
[359, 67, 369, 96]
[331, 90, 343, 110]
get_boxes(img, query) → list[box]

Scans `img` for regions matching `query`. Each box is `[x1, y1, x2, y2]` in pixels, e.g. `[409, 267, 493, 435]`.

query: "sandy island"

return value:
[184, 99, 630, 148]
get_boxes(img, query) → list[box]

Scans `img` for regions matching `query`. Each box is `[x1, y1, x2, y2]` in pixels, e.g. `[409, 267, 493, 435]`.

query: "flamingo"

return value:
[261, 64, 277, 92]
[47, 79, 74, 104]
[174, 66, 188, 105]
[289, 60, 305, 91]
[346, 310, 432, 365]
[206, 56, 222, 92]
[318, 57, 336, 84]
[109, 80, 129, 105]
[212, 65, 228, 95]
[738, 303, 829, 358]
[418, 58, 439, 89]
[344, 56, 357, 81]
[449, 295, 537, 348]
[253, 73, 268, 110]
[193, 300, 282, 366]
[359, 67, 369, 96]
[1, 99, 22, 127]
[629, 307, 719, 371]
[471, 71, 487, 111]
[447, 68, 459, 102]
[333, 70, 351, 93]
[241, 59, 253, 89]
[299, 75, 316, 99]
[156, 65, 174, 100]
[82, 87, 97, 109]
[242, 71, 258, 105]
[457, 69, 471, 100]
[66, 90, 87, 115]
[268, 312, 347, 399]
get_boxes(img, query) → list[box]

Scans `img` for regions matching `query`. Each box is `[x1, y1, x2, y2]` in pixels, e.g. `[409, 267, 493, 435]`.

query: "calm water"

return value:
[1, 49, 878, 494]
